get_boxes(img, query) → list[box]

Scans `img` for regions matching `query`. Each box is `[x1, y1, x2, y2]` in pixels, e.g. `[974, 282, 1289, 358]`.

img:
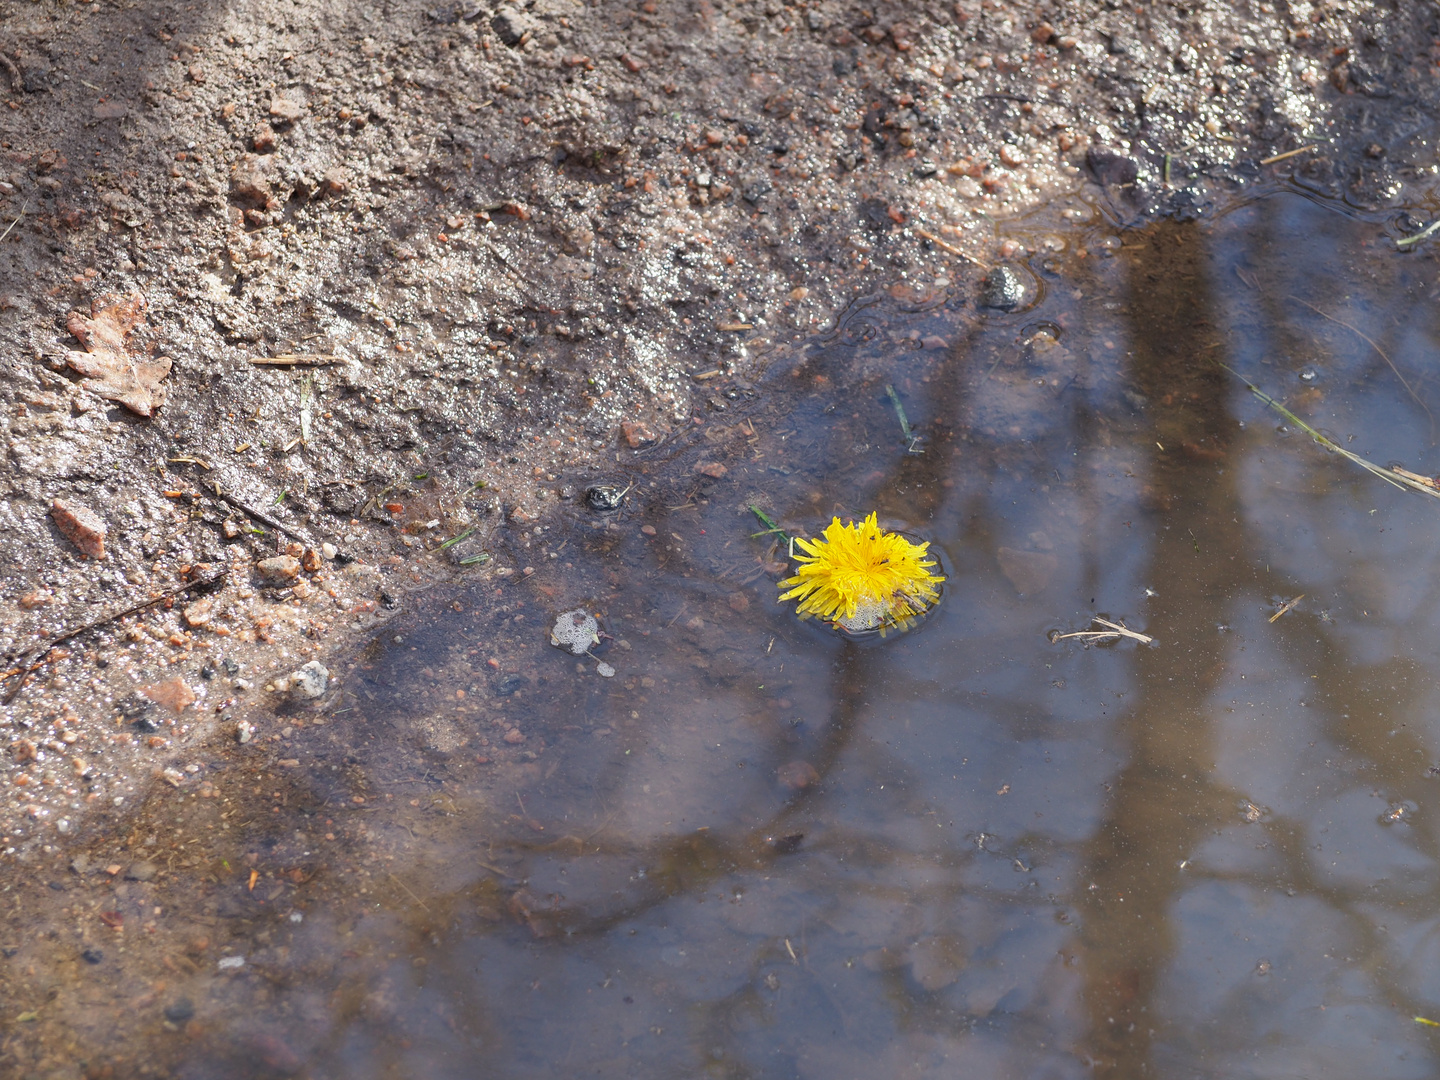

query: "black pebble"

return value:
[164, 998, 196, 1023]
[585, 485, 626, 512]
[981, 265, 1025, 311]
[81, 949, 103, 964]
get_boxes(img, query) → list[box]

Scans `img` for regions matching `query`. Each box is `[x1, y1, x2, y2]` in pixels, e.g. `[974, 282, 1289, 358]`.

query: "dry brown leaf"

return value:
[65, 292, 172, 417]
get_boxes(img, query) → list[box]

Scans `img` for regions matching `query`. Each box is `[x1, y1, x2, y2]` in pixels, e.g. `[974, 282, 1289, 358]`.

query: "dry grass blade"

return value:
[1396, 219, 1440, 248]
[914, 226, 976, 261]
[1235, 374, 1440, 500]
[1269, 594, 1305, 623]
[1052, 616, 1153, 645]
[1259, 144, 1318, 166]
[0, 199, 28, 245]
[1391, 466, 1440, 491]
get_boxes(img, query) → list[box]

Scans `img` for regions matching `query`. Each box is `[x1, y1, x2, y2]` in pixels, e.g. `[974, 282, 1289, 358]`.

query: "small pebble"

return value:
[164, 998, 195, 1023]
[289, 661, 329, 699]
[256, 555, 302, 584]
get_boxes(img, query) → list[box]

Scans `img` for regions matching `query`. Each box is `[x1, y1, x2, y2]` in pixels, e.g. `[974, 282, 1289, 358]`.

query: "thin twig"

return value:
[206, 481, 313, 543]
[914, 226, 975, 261]
[388, 872, 431, 912]
[3, 569, 228, 703]
[1268, 595, 1305, 624]
[481, 238, 539, 303]
[1052, 616, 1153, 645]
[248, 354, 343, 366]
[1259, 144, 1318, 166]
[1289, 294, 1433, 435]
[0, 199, 29, 246]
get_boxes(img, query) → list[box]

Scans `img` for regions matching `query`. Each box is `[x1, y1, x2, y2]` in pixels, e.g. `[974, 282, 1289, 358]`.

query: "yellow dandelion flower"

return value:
[778, 512, 944, 633]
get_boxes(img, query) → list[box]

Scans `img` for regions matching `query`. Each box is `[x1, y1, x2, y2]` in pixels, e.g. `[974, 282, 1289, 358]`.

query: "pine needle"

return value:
[1232, 370, 1440, 500]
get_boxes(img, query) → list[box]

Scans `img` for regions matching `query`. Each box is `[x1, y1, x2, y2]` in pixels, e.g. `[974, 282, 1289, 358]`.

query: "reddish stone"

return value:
[268, 97, 304, 123]
[777, 760, 820, 790]
[139, 677, 196, 714]
[620, 420, 657, 448]
[695, 462, 728, 479]
[51, 499, 107, 559]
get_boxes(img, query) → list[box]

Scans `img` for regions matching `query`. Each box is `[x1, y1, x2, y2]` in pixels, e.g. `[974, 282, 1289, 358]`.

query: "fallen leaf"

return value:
[64, 292, 172, 416]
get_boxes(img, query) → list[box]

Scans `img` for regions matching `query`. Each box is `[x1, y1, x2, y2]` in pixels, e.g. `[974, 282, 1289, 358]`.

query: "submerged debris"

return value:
[1050, 617, 1154, 645]
[550, 609, 600, 655]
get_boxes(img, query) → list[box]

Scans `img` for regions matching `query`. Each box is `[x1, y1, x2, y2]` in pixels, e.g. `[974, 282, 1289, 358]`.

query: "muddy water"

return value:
[17, 189, 1440, 1078]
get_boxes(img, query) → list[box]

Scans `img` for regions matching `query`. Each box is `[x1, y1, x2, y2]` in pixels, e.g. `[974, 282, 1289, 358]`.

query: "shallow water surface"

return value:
[257, 189, 1440, 1080]
[26, 189, 1440, 1079]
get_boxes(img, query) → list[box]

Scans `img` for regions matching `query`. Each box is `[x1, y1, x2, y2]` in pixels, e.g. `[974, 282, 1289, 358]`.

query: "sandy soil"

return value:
[0, 0, 1437, 1070]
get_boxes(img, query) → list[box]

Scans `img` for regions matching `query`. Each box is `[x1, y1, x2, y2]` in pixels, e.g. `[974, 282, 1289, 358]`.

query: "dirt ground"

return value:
[0, 0, 1438, 1073]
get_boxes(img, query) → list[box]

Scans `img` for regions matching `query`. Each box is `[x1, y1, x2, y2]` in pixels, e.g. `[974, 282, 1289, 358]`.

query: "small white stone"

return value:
[290, 660, 329, 699]
[596, 661, 616, 678]
[217, 955, 245, 970]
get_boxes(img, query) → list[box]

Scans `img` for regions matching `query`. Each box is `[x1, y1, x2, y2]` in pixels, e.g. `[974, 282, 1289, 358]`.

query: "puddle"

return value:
[13, 186, 1440, 1077]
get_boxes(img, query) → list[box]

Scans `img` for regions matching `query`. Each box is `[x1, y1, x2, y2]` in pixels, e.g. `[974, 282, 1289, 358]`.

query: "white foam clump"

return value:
[551, 609, 600, 655]
[836, 598, 886, 633]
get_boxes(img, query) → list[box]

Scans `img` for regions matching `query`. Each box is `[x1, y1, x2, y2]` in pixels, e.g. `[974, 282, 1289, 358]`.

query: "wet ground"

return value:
[6, 0, 1440, 852]
[9, 170, 1440, 1076]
